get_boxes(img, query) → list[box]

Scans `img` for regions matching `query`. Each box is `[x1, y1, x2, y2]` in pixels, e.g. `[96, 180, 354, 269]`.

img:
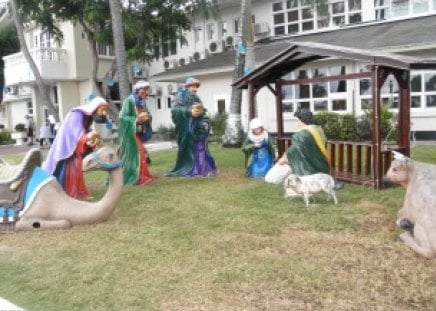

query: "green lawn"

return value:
[1, 145, 436, 310]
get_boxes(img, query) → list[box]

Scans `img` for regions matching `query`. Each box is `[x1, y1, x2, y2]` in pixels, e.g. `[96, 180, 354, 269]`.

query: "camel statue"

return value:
[0, 146, 122, 232]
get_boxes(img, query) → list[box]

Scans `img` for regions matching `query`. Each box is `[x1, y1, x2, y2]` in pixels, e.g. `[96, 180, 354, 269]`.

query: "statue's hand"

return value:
[86, 131, 103, 148]
[137, 111, 149, 124]
[191, 104, 204, 118]
[278, 156, 288, 165]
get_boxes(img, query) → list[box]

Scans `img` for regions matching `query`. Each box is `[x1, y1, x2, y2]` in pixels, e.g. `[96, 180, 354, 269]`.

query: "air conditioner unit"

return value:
[254, 22, 270, 35]
[225, 36, 234, 47]
[179, 57, 188, 66]
[163, 59, 174, 70]
[7, 85, 18, 95]
[209, 41, 223, 54]
[192, 51, 201, 62]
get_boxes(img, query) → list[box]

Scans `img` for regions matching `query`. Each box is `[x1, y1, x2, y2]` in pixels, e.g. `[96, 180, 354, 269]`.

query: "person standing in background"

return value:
[25, 115, 35, 146]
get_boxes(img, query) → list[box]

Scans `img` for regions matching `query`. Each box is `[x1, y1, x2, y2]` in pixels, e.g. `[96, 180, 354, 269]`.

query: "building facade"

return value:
[150, 0, 436, 139]
[1, 20, 144, 133]
[3, 0, 436, 139]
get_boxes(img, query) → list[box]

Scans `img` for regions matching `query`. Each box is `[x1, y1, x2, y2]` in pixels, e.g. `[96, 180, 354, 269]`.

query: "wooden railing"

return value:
[277, 137, 408, 189]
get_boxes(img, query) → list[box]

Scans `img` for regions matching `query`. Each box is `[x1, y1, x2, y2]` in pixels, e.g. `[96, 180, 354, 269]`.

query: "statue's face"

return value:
[94, 105, 108, 123]
[188, 84, 199, 94]
[137, 88, 149, 99]
[252, 127, 263, 136]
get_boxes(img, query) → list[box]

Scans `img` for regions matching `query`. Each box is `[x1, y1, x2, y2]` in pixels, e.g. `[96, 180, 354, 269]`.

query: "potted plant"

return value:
[11, 123, 27, 145]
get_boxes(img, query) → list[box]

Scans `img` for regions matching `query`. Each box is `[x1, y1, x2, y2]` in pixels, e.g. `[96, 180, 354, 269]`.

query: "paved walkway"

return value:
[0, 297, 24, 310]
[0, 140, 176, 156]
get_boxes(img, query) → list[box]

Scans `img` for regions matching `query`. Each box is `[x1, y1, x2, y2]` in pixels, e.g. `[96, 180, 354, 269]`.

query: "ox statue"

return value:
[383, 151, 436, 259]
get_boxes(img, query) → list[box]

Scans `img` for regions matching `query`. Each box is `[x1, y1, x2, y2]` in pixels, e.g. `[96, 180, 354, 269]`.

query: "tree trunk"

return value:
[108, 0, 130, 102]
[10, 0, 59, 121]
[101, 60, 120, 120]
[222, 0, 253, 148]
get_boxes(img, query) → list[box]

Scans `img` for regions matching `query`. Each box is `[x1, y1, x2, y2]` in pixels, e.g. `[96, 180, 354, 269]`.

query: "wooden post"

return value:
[395, 70, 411, 157]
[372, 65, 382, 190]
[275, 81, 285, 156]
[248, 81, 256, 119]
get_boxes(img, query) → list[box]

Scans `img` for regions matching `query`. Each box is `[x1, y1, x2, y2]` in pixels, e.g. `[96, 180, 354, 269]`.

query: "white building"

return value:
[3, 0, 436, 139]
[1, 18, 146, 132]
[150, 0, 436, 139]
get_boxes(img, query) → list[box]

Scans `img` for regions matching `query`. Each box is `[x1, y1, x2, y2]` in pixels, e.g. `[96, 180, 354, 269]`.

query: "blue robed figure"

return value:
[242, 118, 275, 178]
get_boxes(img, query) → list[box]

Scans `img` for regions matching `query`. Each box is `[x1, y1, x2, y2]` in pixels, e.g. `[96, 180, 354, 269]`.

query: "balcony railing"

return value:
[3, 48, 68, 84]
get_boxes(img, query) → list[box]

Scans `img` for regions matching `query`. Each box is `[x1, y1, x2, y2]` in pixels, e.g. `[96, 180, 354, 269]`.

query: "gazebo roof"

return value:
[232, 41, 436, 90]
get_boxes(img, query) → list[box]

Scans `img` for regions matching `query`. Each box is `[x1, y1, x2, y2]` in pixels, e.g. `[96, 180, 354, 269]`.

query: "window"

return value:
[273, 2, 283, 11]
[217, 100, 226, 113]
[195, 26, 202, 43]
[312, 68, 328, 98]
[412, 0, 429, 14]
[162, 27, 178, 57]
[157, 98, 162, 110]
[273, 13, 285, 24]
[233, 18, 240, 34]
[391, 0, 410, 17]
[97, 43, 115, 57]
[27, 101, 33, 115]
[275, 26, 286, 35]
[375, 0, 432, 20]
[221, 22, 228, 38]
[280, 65, 349, 114]
[329, 66, 347, 93]
[332, 1, 346, 26]
[153, 35, 160, 59]
[272, 0, 361, 36]
[206, 23, 216, 40]
[167, 97, 172, 108]
[107, 82, 120, 101]
[375, 0, 390, 20]
[359, 70, 436, 111]
[52, 86, 58, 105]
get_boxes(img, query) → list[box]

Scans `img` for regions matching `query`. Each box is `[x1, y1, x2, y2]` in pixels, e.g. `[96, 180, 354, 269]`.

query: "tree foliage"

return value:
[0, 24, 20, 103]
[14, 0, 217, 117]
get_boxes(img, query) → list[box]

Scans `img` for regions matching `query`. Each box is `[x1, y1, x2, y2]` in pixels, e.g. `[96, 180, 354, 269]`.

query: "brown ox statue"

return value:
[383, 151, 436, 259]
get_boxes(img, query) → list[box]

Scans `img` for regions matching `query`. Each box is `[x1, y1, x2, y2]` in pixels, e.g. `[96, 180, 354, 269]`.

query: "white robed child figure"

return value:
[242, 118, 275, 178]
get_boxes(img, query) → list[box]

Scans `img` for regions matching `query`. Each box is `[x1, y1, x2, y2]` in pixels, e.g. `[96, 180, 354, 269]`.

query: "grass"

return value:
[1, 145, 436, 310]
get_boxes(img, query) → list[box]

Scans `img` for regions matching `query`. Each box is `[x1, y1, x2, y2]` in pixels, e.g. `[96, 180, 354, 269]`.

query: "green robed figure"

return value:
[278, 108, 329, 175]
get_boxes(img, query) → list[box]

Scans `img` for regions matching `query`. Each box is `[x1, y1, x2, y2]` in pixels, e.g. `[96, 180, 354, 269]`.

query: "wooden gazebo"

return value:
[233, 42, 436, 189]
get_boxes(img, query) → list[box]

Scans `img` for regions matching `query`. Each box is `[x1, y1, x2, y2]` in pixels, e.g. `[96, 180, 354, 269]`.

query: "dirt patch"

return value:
[352, 201, 397, 233]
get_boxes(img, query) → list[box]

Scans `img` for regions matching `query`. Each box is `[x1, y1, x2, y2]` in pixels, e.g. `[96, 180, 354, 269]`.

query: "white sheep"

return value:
[284, 173, 338, 207]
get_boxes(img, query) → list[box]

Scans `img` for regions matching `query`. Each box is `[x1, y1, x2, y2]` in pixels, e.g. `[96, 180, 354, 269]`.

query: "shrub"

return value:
[156, 124, 176, 141]
[14, 123, 26, 132]
[314, 106, 397, 142]
[356, 105, 397, 141]
[0, 130, 12, 145]
[209, 112, 228, 143]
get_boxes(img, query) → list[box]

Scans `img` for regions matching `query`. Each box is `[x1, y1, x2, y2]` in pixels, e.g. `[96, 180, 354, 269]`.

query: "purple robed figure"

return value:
[42, 97, 109, 199]
[186, 107, 217, 177]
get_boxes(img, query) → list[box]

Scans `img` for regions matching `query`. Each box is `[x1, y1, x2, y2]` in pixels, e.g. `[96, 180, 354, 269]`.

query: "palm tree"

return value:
[222, 0, 328, 147]
[108, 0, 130, 102]
[222, 0, 252, 147]
[9, 0, 59, 120]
